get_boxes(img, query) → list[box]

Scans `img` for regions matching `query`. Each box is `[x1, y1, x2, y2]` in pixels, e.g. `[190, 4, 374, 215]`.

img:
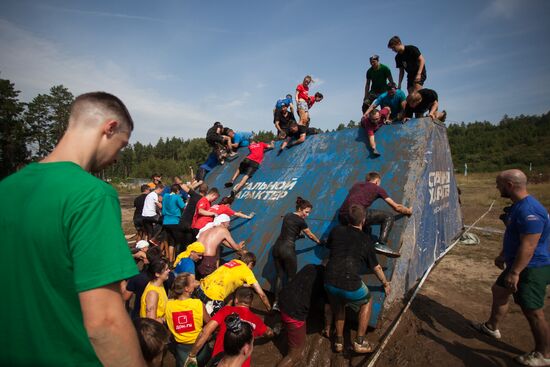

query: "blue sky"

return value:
[1, 0, 549, 144]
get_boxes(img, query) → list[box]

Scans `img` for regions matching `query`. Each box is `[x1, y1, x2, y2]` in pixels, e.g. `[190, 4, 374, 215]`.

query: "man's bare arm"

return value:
[416, 54, 425, 81]
[373, 264, 391, 295]
[251, 282, 271, 311]
[384, 197, 413, 215]
[188, 320, 219, 358]
[80, 283, 146, 367]
[398, 68, 404, 89]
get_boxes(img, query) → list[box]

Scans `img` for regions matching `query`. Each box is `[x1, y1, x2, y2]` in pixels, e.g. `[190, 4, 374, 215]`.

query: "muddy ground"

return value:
[119, 173, 550, 366]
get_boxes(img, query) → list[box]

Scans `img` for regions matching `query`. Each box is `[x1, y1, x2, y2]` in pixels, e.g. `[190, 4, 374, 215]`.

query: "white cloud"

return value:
[482, 0, 522, 19]
[0, 19, 211, 144]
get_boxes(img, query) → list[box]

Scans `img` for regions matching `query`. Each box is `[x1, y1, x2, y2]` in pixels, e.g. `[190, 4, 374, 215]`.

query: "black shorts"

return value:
[407, 74, 427, 90]
[206, 134, 224, 146]
[239, 158, 260, 177]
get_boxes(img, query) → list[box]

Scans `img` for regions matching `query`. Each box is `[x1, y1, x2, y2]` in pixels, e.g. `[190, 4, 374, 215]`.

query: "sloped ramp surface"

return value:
[204, 117, 463, 328]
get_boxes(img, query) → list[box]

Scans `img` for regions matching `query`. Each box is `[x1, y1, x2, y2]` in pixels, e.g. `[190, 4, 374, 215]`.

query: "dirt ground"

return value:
[119, 173, 550, 367]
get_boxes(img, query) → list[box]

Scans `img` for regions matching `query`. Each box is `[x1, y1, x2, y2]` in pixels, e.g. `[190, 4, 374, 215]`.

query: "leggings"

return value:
[272, 239, 297, 301]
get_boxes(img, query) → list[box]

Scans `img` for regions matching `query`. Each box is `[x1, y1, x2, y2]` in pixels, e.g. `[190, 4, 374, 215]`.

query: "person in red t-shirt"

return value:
[295, 75, 324, 127]
[185, 287, 273, 367]
[210, 196, 255, 220]
[224, 138, 274, 194]
[191, 188, 220, 233]
[360, 107, 391, 157]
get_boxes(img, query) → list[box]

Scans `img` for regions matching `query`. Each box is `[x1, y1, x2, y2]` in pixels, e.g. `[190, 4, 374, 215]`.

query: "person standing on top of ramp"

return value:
[271, 197, 324, 311]
[338, 171, 413, 257]
[362, 54, 394, 114]
[387, 35, 427, 94]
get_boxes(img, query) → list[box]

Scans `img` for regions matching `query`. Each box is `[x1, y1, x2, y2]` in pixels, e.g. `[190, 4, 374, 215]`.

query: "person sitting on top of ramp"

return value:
[338, 171, 413, 257]
[224, 137, 274, 195]
[360, 107, 391, 157]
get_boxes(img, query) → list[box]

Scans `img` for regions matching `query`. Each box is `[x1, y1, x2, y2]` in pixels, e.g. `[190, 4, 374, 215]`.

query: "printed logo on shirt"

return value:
[173, 310, 196, 333]
[223, 260, 241, 268]
[526, 215, 540, 221]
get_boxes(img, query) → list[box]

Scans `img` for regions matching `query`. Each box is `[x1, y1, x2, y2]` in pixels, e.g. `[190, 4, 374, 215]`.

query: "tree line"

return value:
[1, 78, 549, 180]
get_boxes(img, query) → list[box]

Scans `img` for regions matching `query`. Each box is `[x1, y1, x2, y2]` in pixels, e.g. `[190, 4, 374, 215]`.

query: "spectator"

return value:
[142, 184, 164, 241]
[180, 182, 208, 247]
[186, 287, 273, 367]
[325, 204, 391, 353]
[0, 91, 145, 366]
[134, 318, 170, 367]
[166, 273, 210, 367]
[273, 103, 297, 139]
[134, 184, 152, 239]
[191, 188, 220, 233]
[195, 214, 245, 279]
[272, 197, 323, 310]
[362, 54, 394, 114]
[141, 259, 171, 323]
[403, 89, 447, 122]
[147, 173, 163, 190]
[472, 169, 550, 366]
[277, 264, 329, 367]
[387, 35, 427, 93]
[162, 183, 186, 263]
[278, 122, 307, 155]
[162, 176, 190, 201]
[195, 252, 271, 316]
[173, 242, 205, 281]
[365, 82, 407, 121]
[338, 171, 412, 257]
[224, 138, 275, 194]
[360, 108, 391, 157]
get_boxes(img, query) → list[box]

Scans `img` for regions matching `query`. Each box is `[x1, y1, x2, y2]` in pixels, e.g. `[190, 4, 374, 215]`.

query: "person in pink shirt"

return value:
[360, 107, 391, 157]
[225, 138, 274, 194]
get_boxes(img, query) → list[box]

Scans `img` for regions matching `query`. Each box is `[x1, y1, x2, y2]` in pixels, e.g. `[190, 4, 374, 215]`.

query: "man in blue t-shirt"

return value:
[226, 129, 253, 150]
[473, 169, 550, 366]
[364, 83, 407, 121]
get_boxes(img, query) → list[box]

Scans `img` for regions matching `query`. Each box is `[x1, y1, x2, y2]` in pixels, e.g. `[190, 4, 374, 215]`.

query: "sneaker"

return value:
[374, 242, 401, 258]
[514, 351, 550, 366]
[229, 190, 236, 198]
[440, 110, 447, 123]
[334, 339, 344, 353]
[353, 340, 373, 353]
[224, 182, 233, 188]
[272, 302, 280, 312]
[372, 149, 381, 157]
[471, 322, 501, 339]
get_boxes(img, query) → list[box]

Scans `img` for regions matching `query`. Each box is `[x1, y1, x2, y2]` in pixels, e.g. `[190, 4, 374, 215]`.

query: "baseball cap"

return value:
[136, 240, 150, 250]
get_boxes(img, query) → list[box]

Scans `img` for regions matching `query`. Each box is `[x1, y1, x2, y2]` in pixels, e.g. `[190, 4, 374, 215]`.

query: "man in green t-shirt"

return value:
[0, 92, 146, 367]
[362, 54, 394, 114]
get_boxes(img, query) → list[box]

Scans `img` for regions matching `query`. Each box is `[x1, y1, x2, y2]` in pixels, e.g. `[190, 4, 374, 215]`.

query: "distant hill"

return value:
[447, 112, 550, 173]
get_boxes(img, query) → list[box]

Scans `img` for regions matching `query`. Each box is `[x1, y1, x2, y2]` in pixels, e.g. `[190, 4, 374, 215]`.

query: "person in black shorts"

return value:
[387, 35, 427, 94]
[206, 121, 233, 164]
[134, 184, 151, 240]
[272, 197, 323, 310]
[225, 139, 274, 194]
[403, 88, 447, 122]
[277, 122, 307, 156]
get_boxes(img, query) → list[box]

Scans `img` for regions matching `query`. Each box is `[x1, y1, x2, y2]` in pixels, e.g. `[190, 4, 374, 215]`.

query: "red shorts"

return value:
[281, 311, 306, 349]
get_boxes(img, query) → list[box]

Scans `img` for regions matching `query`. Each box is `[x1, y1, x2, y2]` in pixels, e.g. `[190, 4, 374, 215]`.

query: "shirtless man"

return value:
[195, 214, 245, 279]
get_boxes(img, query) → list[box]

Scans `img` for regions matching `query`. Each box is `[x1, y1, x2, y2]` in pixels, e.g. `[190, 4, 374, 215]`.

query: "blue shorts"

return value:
[325, 282, 371, 312]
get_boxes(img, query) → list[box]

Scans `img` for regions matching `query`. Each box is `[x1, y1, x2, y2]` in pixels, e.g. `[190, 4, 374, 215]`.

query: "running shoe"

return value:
[514, 351, 550, 366]
[271, 302, 280, 312]
[372, 149, 381, 157]
[334, 337, 344, 353]
[353, 340, 373, 353]
[374, 242, 401, 258]
[471, 322, 501, 339]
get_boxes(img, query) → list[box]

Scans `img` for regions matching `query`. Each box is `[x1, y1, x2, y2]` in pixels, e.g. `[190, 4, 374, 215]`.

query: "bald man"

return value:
[473, 169, 550, 366]
[0, 93, 146, 366]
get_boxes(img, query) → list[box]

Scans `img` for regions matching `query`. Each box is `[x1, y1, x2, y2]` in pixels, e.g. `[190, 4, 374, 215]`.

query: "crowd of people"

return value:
[2, 34, 548, 367]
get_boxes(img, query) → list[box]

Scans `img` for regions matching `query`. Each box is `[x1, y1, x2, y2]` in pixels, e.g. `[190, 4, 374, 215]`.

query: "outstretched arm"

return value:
[187, 319, 219, 360]
[384, 197, 413, 215]
[251, 282, 271, 311]
[80, 283, 147, 367]
[428, 101, 439, 119]
[303, 228, 321, 244]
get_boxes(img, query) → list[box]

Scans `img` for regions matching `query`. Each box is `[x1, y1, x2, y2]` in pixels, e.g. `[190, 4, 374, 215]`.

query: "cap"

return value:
[136, 240, 150, 250]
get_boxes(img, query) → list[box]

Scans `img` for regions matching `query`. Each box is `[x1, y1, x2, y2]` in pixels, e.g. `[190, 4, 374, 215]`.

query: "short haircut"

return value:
[154, 183, 164, 190]
[369, 109, 380, 118]
[170, 183, 180, 193]
[146, 246, 162, 263]
[286, 94, 292, 99]
[289, 121, 298, 130]
[315, 92, 323, 99]
[366, 171, 381, 182]
[70, 92, 134, 131]
[348, 204, 366, 226]
[198, 183, 209, 194]
[239, 252, 256, 266]
[207, 188, 219, 196]
[220, 196, 235, 205]
[387, 82, 397, 89]
[223, 313, 254, 356]
[140, 184, 150, 193]
[234, 286, 254, 305]
[387, 36, 402, 48]
[133, 318, 169, 362]
[406, 92, 422, 105]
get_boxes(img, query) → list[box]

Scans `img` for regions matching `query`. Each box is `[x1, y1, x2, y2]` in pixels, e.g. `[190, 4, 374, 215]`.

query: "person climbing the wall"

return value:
[206, 121, 233, 164]
[361, 107, 391, 157]
[338, 171, 413, 257]
[272, 197, 324, 311]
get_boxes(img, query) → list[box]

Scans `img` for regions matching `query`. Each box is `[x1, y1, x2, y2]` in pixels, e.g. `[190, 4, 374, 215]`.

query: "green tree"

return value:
[0, 78, 27, 178]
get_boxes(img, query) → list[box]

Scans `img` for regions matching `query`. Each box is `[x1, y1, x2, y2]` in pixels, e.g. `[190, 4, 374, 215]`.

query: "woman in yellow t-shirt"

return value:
[165, 273, 210, 367]
[140, 259, 170, 322]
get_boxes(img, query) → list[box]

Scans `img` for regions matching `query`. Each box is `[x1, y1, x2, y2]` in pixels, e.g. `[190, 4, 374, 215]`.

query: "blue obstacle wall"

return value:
[203, 117, 463, 327]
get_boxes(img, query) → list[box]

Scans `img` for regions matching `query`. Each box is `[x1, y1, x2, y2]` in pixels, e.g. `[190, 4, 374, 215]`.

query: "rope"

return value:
[366, 200, 496, 367]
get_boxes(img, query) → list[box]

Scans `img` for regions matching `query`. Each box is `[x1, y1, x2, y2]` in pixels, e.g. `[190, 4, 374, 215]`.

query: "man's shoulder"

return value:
[517, 196, 549, 218]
